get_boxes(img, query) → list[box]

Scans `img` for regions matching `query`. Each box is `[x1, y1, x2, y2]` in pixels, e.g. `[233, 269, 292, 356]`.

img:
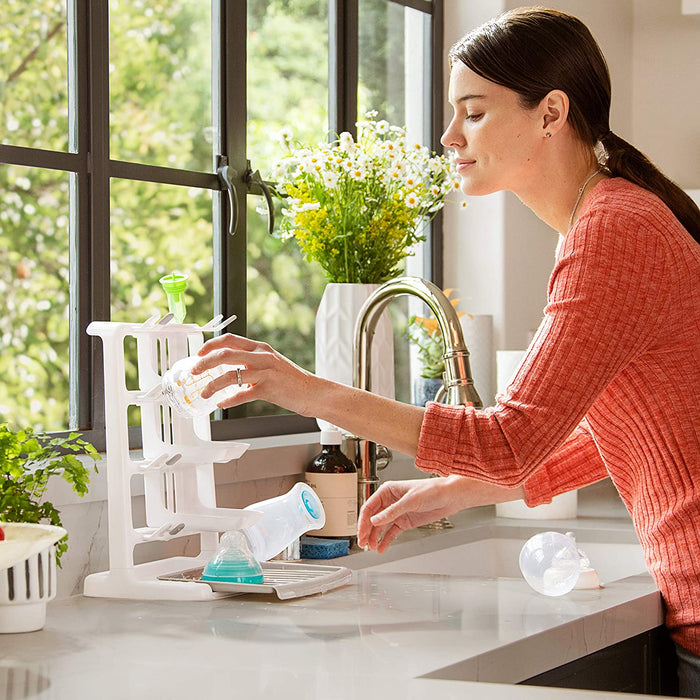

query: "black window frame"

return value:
[0, 0, 444, 450]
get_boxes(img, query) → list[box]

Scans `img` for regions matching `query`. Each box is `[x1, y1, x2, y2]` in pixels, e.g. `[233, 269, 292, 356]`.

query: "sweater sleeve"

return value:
[521, 419, 609, 506]
[415, 202, 670, 488]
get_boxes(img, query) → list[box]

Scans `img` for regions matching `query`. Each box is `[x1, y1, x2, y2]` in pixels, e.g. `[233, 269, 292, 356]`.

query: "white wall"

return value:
[442, 0, 697, 354]
[633, 0, 700, 187]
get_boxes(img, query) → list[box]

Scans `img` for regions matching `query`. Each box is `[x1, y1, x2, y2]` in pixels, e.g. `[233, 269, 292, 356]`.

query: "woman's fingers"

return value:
[374, 523, 404, 553]
[357, 478, 466, 551]
[197, 332, 262, 354]
[216, 384, 259, 409]
[357, 482, 422, 550]
[194, 340, 270, 374]
[357, 483, 408, 543]
[369, 491, 418, 528]
[197, 366, 251, 399]
[192, 334, 276, 396]
[188, 332, 315, 417]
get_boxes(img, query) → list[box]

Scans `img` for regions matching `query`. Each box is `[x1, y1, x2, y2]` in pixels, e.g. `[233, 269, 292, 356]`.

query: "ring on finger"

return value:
[235, 367, 243, 387]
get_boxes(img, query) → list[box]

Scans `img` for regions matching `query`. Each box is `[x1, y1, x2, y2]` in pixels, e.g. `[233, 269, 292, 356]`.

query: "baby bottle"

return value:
[241, 482, 326, 562]
[161, 355, 246, 417]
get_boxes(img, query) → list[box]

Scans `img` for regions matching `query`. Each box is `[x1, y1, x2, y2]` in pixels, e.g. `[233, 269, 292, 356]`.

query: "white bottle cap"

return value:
[320, 429, 343, 445]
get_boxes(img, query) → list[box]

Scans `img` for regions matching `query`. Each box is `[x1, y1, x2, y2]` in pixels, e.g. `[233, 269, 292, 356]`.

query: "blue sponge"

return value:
[300, 536, 349, 559]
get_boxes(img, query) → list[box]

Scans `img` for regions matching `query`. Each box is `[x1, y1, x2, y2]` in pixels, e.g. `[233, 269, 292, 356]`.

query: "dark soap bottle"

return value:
[304, 429, 358, 543]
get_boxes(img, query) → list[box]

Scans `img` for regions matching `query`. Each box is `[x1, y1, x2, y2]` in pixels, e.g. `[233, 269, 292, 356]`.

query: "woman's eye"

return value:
[466, 113, 483, 122]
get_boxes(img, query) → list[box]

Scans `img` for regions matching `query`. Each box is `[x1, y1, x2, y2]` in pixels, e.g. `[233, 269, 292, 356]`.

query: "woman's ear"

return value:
[540, 89, 569, 138]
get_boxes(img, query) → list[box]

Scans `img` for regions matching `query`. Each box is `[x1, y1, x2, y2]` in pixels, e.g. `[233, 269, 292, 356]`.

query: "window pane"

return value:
[109, 1, 213, 171]
[358, 0, 430, 146]
[245, 0, 329, 417]
[358, 0, 433, 404]
[110, 179, 214, 426]
[110, 179, 214, 326]
[0, 165, 70, 431]
[0, 0, 69, 151]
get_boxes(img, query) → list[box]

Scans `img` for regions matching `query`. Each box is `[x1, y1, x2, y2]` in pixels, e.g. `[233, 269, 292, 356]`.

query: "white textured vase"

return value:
[315, 283, 394, 431]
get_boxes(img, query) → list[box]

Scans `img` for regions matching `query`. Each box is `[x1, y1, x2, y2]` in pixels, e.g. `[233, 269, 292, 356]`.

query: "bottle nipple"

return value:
[202, 530, 264, 584]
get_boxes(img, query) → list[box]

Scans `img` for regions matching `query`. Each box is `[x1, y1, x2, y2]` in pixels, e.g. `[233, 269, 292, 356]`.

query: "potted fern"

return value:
[0, 423, 100, 632]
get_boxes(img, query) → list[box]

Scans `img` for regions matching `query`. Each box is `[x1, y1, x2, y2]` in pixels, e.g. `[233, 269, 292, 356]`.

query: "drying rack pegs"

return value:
[137, 453, 182, 472]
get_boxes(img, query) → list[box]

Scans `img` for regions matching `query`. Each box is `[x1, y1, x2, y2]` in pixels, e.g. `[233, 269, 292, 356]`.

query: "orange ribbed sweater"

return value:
[415, 178, 700, 654]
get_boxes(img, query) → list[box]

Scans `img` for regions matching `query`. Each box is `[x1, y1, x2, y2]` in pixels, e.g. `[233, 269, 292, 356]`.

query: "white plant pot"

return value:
[315, 283, 394, 431]
[0, 523, 66, 633]
[495, 491, 579, 520]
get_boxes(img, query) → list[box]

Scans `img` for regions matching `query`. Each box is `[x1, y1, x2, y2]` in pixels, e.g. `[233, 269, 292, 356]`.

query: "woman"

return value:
[194, 8, 700, 695]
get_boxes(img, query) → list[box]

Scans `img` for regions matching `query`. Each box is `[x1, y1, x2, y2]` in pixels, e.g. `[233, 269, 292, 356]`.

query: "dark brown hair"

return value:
[449, 7, 700, 243]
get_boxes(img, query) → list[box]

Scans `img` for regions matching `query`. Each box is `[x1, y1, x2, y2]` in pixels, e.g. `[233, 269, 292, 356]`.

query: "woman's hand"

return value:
[193, 333, 317, 416]
[357, 476, 471, 553]
[192, 333, 426, 457]
[357, 475, 525, 553]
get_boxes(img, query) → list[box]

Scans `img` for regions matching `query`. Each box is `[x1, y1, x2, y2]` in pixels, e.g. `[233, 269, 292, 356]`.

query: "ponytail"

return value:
[601, 131, 700, 245]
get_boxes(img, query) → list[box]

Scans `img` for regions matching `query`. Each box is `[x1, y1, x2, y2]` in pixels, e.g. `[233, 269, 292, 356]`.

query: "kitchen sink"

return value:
[346, 518, 649, 586]
[366, 536, 648, 584]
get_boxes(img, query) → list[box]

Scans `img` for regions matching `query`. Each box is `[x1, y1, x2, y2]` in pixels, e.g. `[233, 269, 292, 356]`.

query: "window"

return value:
[0, 0, 443, 447]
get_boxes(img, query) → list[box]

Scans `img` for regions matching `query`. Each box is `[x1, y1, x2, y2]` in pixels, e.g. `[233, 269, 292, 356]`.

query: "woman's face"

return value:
[441, 62, 545, 197]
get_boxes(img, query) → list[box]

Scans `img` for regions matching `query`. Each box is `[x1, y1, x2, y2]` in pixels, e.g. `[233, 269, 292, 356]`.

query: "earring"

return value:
[546, 132, 552, 138]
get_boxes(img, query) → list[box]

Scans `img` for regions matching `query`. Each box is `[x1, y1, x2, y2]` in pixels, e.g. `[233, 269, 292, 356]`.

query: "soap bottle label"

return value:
[304, 472, 357, 537]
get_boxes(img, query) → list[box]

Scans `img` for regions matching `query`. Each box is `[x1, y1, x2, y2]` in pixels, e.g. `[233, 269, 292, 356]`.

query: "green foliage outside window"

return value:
[1, 1, 70, 431]
[0, 0, 331, 430]
[0, 0, 420, 430]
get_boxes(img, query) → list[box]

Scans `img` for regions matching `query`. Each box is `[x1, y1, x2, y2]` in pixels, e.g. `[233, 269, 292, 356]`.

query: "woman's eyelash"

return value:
[466, 113, 483, 122]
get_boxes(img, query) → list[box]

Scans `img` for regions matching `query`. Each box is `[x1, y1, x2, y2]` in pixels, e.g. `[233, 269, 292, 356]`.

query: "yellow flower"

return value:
[414, 289, 466, 337]
[408, 289, 469, 377]
[414, 316, 440, 335]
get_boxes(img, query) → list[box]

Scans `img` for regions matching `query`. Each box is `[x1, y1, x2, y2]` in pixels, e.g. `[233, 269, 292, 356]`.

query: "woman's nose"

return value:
[441, 118, 462, 148]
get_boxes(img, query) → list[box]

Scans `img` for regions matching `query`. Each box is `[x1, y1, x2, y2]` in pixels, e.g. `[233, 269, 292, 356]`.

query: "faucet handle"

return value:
[375, 445, 393, 471]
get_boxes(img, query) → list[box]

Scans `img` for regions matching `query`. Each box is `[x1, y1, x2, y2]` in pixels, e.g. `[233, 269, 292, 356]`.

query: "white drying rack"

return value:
[83, 313, 260, 601]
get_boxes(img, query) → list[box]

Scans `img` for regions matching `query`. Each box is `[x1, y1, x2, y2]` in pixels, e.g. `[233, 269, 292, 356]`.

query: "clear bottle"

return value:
[304, 429, 358, 542]
[241, 482, 325, 562]
[161, 355, 245, 417]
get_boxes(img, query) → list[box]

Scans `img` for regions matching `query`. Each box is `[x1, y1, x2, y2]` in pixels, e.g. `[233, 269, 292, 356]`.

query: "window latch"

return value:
[216, 157, 275, 237]
[216, 156, 239, 236]
[243, 161, 275, 236]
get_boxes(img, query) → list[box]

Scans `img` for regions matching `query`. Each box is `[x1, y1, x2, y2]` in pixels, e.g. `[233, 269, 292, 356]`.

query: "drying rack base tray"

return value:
[158, 560, 352, 600]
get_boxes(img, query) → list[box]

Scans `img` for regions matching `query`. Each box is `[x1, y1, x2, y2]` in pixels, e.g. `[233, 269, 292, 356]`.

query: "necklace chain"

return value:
[568, 169, 601, 232]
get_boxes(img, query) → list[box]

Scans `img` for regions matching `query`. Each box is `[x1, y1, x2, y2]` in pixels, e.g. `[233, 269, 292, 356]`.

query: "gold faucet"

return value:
[349, 277, 482, 510]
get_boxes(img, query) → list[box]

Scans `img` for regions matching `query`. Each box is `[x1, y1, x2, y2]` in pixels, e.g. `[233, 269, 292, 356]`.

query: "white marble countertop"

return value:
[0, 484, 666, 700]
